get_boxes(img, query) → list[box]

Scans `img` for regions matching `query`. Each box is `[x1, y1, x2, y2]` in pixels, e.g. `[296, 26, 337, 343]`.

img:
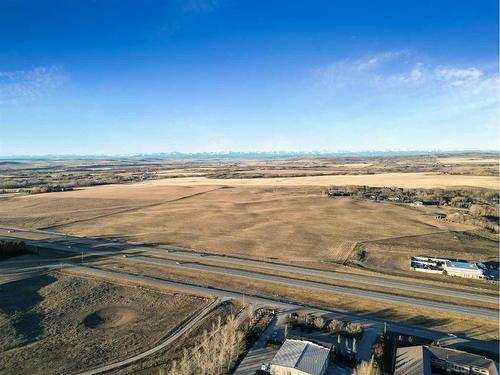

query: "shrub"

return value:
[327, 319, 345, 334]
[313, 317, 326, 330]
[352, 357, 381, 375]
[345, 322, 363, 336]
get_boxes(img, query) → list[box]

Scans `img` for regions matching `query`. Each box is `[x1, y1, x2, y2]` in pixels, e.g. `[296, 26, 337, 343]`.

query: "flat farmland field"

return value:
[0, 273, 209, 375]
[142, 172, 500, 189]
[0, 180, 496, 270]
[0, 185, 220, 230]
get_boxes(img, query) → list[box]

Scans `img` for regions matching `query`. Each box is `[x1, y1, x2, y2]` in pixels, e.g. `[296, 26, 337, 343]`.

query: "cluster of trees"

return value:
[1, 170, 160, 194]
[325, 185, 499, 207]
[161, 314, 244, 375]
[328, 319, 363, 338]
[286, 313, 364, 339]
[0, 240, 26, 259]
[27, 185, 74, 194]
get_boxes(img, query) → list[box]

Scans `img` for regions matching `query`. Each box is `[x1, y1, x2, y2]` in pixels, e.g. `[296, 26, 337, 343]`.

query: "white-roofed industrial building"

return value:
[443, 260, 484, 279]
[270, 339, 331, 375]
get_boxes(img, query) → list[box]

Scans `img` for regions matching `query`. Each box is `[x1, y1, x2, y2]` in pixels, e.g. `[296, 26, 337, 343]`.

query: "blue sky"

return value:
[0, 0, 498, 155]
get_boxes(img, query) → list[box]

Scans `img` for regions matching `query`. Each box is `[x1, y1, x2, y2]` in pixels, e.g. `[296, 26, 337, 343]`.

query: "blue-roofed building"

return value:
[270, 339, 331, 375]
[444, 260, 484, 279]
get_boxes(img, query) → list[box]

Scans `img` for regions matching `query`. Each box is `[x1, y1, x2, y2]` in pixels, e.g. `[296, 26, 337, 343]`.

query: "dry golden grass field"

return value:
[0, 154, 498, 272]
[142, 172, 500, 189]
[0, 182, 497, 271]
[0, 272, 209, 375]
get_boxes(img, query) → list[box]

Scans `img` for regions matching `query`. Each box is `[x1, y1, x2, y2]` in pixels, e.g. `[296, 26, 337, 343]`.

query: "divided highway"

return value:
[3, 227, 495, 305]
[143, 248, 498, 304]
[13, 236, 499, 319]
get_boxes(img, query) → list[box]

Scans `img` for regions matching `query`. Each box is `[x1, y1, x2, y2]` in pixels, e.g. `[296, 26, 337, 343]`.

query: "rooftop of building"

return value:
[395, 345, 499, 375]
[270, 339, 330, 375]
[445, 260, 478, 270]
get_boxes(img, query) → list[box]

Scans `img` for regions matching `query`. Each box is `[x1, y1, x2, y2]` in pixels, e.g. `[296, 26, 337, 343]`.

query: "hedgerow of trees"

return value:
[0, 240, 27, 259]
[285, 313, 364, 339]
[160, 314, 244, 375]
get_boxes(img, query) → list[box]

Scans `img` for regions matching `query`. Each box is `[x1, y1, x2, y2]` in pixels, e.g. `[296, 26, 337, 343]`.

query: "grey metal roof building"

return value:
[270, 339, 330, 375]
[395, 345, 499, 375]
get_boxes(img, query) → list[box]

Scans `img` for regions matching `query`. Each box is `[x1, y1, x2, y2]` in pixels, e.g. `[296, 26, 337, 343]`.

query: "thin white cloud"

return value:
[315, 49, 412, 89]
[0, 65, 64, 104]
[315, 51, 498, 113]
[435, 67, 483, 81]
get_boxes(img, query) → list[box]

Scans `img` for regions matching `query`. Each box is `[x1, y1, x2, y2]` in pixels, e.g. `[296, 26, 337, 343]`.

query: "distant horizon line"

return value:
[0, 149, 498, 161]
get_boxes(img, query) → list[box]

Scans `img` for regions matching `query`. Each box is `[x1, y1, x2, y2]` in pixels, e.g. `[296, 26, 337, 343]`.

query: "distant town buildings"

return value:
[395, 345, 498, 375]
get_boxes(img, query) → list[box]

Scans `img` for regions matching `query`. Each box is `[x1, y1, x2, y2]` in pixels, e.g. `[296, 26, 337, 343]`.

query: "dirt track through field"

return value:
[328, 241, 358, 264]
[360, 230, 451, 244]
[38, 187, 225, 231]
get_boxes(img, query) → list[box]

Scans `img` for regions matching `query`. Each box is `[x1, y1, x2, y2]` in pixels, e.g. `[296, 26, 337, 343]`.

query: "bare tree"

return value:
[345, 322, 363, 336]
[327, 319, 345, 334]
[161, 314, 244, 375]
[352, 357, 380, 375]
[314, 316, 326, 330]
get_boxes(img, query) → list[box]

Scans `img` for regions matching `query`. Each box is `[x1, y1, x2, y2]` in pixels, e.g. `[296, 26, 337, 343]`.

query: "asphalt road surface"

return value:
[1, 227, 495, 305]
[144, 248, 498, 304]
[11, 237, 498, 319]
[123, 255, 498, 319]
